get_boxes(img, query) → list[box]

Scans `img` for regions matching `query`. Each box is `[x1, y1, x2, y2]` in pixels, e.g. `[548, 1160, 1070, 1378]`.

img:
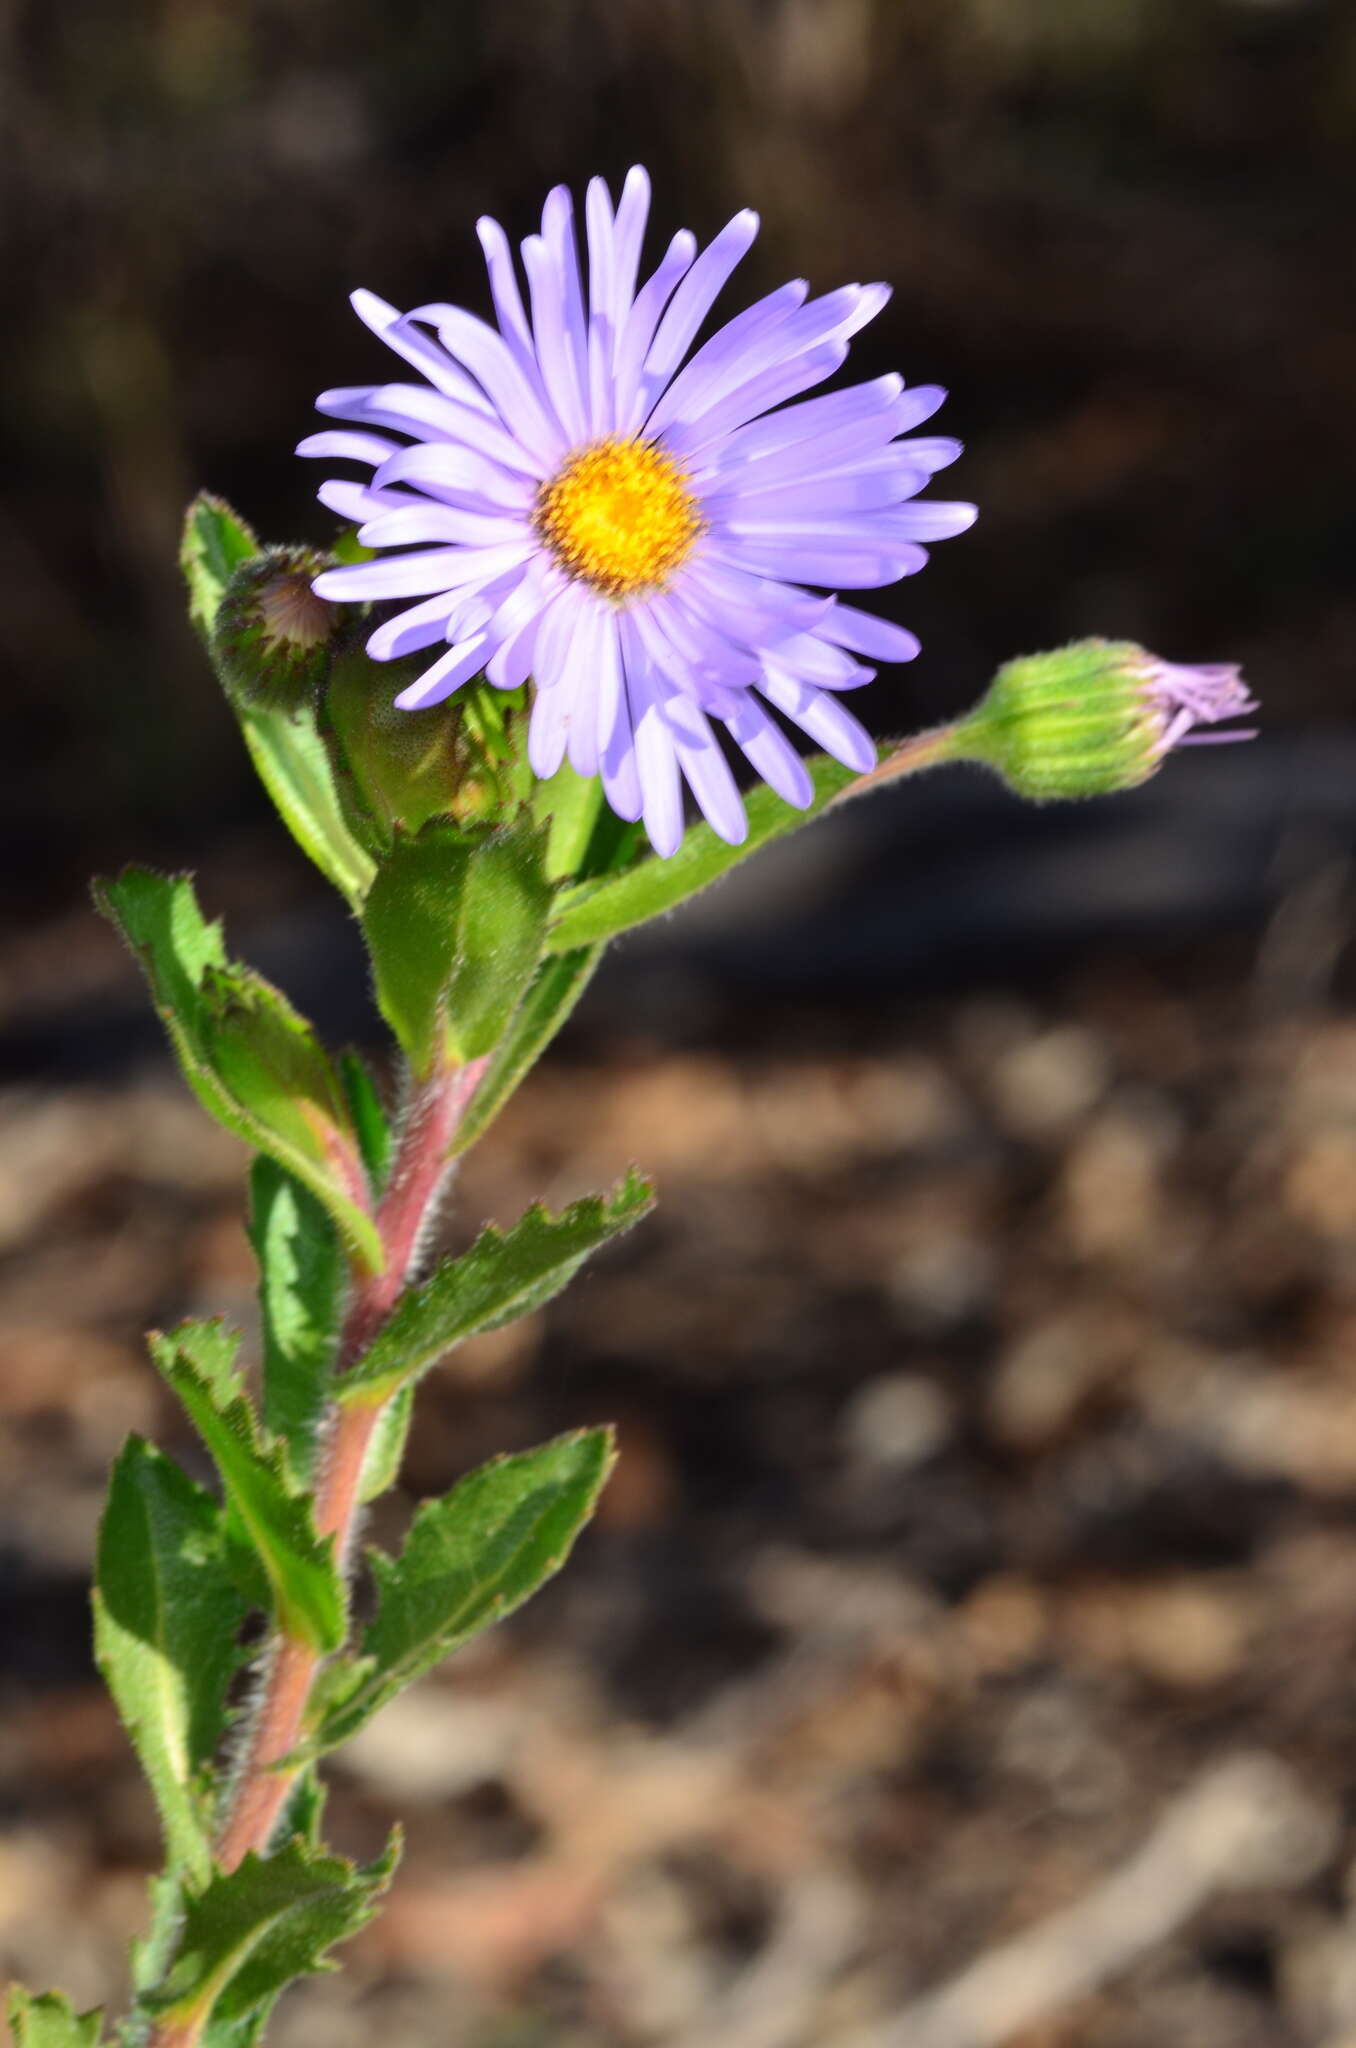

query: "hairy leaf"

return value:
[180, 494, 258, 648]
[7, 1992, 103, 2048]
[94, 868, 381, 1273]
[452, 944, 602, 1157]
[311, 1430, 614, 1751]
[339, 1171, 653, 1403]
[151, 1324, 345, 1652]
[146, 1837, 398, 2037]
[546, 752, 862, 952]
[93, 1440, 247, 1886]
[248, 1161, 343, 1485]
[360, 818, 553, 1074]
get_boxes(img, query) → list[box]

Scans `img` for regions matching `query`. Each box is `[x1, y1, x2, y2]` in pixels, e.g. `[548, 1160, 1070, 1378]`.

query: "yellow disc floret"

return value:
[535, 437, 703, 599]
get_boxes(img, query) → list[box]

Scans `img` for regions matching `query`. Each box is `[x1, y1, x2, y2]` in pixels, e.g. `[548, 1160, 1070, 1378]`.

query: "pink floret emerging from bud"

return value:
[1136, 656, 1259, 758]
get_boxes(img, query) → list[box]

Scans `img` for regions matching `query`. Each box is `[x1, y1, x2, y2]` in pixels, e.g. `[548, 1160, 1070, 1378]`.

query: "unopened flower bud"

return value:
[321, 652, 535, 850]
[213, 547, 342, 712]
[953, 639, 1257, 802]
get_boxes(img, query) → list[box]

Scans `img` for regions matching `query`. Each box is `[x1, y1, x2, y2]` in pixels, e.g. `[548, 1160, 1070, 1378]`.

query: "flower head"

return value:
[301, 169, 975, 855]
[953, 639, 1258, 802]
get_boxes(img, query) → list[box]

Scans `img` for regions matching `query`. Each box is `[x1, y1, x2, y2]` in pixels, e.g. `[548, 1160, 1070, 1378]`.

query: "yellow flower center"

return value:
[535, 437, 703, 598]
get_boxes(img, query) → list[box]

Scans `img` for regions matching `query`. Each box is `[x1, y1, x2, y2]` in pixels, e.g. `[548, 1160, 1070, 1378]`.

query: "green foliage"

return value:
[7, 1991, 103, 2048]
[94, 869, 382, 1273]
[150, 1323, 345, 1652]
[360, 816, 554, 1074]
[336, 1052, 392, 1195]
[339, 1172, 654, 1403]
[533, 760, 606, 881]
[93, 1440, 247, 1887]
[180, 495, 258, 649]
[356, 1383, 415, 1505]
[180, 494, 376, 911]
[546, 751, 864, 952]
[452, 944, 603, 1156]
[248, 1162, 344, 1485]
[145, 1837, 398, 2040]
[310, 1430, 615, 1752]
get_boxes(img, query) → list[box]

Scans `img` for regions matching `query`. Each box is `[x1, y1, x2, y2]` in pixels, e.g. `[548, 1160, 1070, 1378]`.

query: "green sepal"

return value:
[150, 1323, 346, 1652]
[144, 1836, 399, 2039]
[94, 869, 382, 1273]
[360, 816, 554, 1075]
[338, 1171, 654, 1404]
[7, 1992, 103, 2048]
[452, 944, 603, 1157]
[93, 1439, 248, 1888]
[307, 1429, 614, 1754]
[546, 752, 863, 951]
[248, 1161, 344, 1486]
[180, 494, 258, 650]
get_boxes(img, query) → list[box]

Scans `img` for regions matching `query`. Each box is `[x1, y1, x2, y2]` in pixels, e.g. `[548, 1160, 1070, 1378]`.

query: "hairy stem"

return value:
[211, 1055, 488, 1878]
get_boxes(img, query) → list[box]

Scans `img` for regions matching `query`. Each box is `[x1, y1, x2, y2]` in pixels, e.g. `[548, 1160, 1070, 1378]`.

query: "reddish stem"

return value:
[211, 1056, 487, 1879]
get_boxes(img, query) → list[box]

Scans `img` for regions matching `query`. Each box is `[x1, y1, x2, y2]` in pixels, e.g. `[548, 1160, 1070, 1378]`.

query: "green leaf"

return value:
[360, 818, 554, 1075]
[94, 868, 382, 1274]
[533, 760, 606, 882]
[151, 1324, 345, 1652]
[311, 1430, 614, 1752]
[452, 944, 603, 1157]
[7, 1990, 103, 2048]
[356, 1383, 415, 1505]
[337, 1051, 392, 1196]
[146, 1836, 398, 2038]
[237, 704, 376, 912]
[547, 752, 863, 951]
[180, 494, 258, 647]
[93, 1440, 248, 1887]
[339, 1171, 654, 1403]
[131, 1873, 186, 2002]
[248, 1161, 343, 1485]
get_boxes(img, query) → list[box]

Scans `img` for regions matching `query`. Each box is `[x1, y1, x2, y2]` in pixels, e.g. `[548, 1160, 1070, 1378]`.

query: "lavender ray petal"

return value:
[391, 632, 494, 711]
[522, 232, 589, 446]
[620, 616, 685, 857]
[412, 302, 567, 470]
[725, 694, 814, 809]
[475, 214, 537, 358]
[610, 166, 652, 340]
[313, 542, 531, 602]
[316, 479, 412, 524]
[817, 602, 921, 664]
[665, 694, 749, 846]
[641, 279, 809, 437]
[712, 539, 928, 588]
[350, 290, 498, 416]
[612, 230, 700, 433]
[636, 209, 760, 410]
[297, 429, 397, 467]
[663, 342, 850, 464]
[366, 593, 459, 661]
[758, 667, 877, 772]
[358, 504, 528, 550]
[373, 441, 539, 506]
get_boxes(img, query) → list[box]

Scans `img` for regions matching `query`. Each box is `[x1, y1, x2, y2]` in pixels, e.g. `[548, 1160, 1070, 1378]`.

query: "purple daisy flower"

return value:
[301, 168, 976, 856]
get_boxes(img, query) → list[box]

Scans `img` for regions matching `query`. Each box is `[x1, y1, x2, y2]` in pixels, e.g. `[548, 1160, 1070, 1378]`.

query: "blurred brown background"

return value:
[4, 2, 1356, 2044]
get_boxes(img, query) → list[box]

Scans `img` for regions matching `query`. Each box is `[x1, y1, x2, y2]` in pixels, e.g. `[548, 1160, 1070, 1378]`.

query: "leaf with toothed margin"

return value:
[337, 1171, 654, 1404]
[149, 1322, 346, 1653]
[545, 751, 865, 951]
[307, 1429, 615, 1754]
[143, 1836, 399, 2041]
[93, 1438, 248, 1888]
[7, 1990, 104, 2048]
[451, 944, 603, 1157]
[94, 867, 382, 1274]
